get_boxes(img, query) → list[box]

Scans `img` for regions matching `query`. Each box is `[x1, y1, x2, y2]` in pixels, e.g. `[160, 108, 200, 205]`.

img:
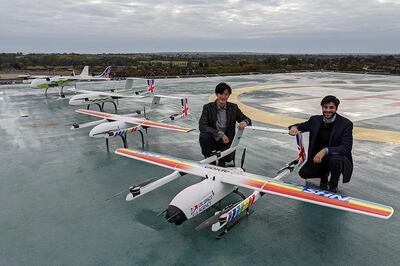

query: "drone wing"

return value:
[76, 109, 194, 132]
[115, 148, 393, 219]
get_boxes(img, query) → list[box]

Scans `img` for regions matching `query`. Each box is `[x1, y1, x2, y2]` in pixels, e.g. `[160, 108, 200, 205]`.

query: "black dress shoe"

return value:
[329, 187, 338, 193]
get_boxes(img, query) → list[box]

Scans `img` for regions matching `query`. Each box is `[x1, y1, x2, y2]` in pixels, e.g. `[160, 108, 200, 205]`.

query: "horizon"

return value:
[5, 52, 400, 56]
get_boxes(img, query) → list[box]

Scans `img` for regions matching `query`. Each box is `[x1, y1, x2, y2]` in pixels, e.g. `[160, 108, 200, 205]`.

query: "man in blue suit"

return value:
[289, 95, 353, 193]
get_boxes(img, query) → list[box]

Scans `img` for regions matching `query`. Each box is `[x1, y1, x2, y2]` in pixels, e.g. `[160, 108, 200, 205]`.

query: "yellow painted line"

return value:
[209, 83, 400, 144]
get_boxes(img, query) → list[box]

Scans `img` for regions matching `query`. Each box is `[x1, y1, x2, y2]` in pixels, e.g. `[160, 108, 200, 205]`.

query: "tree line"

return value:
[1, 53, 399, 77]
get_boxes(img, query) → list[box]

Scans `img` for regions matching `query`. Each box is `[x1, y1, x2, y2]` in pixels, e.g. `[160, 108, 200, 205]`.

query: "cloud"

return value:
[1, 0, 400, 52]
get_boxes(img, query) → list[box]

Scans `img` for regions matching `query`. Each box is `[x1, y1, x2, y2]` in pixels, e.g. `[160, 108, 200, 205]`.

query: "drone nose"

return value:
[68, 96, 76, 105]
[165, 205, 187, 225]
[30, 79, 42, 89]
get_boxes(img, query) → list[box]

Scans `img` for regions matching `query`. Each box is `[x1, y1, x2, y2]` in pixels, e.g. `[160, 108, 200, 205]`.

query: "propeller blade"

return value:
[157, 209, 167, 216]
[105, 190, 124, 201]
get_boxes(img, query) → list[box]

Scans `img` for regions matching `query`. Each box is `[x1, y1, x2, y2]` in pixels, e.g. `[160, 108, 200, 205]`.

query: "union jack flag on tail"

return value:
[147, 79, 156, 94]
[181, 98, 189, 117]
[296, 133, 306, 163]
[99, 66, 112, 78]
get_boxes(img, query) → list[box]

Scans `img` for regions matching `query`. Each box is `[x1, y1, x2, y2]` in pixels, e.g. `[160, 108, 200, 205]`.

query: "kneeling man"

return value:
[289, 95, 353, 192]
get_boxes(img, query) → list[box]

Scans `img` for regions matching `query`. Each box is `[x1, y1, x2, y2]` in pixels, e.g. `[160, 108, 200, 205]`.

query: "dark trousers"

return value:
[299, 155, 346, 189]
[199, 132, 234, 165]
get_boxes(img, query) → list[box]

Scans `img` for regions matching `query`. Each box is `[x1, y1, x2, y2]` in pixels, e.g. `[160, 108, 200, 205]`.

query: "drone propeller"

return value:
[105, 177, 159, 201]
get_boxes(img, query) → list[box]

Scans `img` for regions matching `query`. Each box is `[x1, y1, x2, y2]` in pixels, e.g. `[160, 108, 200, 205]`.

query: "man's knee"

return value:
[199, 132, 217, 157]
[299, 161, 326, 179]
[328, 154, 345, 168]
[298, 165, 308, 179]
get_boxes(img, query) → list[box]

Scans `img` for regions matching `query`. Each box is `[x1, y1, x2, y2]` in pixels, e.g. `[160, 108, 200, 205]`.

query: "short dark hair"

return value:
[321, 95, 340, 108]
[215, 82, 232, 95]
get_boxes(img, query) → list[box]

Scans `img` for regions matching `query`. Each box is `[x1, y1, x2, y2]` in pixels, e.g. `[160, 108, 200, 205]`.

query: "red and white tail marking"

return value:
[296, 133, 306, 163]
[99, 66, 112, 78]
[181, 98, 189, 117]
[147, 79, 156, 94]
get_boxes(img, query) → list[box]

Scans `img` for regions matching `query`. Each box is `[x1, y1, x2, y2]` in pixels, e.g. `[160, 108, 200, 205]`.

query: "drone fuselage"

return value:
[89, 120, 130, 138]
[69, 93, 111, 106]
[166, 170, 241, 225]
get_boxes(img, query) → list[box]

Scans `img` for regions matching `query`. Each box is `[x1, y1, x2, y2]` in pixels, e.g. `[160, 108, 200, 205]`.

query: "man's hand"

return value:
[313, 149, 327, 163]
[289, 126, 299, 136]
[222, 134, 230, 144]
[238, 121, 247, 129]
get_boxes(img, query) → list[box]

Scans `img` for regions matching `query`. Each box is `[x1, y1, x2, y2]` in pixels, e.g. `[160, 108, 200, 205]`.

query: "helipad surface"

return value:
[0, 72, 399, 265]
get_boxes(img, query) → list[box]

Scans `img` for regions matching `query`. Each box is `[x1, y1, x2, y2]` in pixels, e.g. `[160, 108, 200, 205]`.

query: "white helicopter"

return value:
[69, 78, 156, 113]
[30, 66, 111, 97]
[114, 127, 394, 236]
[71, 96, 192, 150]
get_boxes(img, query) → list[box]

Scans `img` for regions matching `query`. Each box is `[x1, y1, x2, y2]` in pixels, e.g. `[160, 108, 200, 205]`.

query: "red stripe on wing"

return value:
[138, 120, 192, 132]
[76, 109, 113, 119]
[116, 149, 192, 171]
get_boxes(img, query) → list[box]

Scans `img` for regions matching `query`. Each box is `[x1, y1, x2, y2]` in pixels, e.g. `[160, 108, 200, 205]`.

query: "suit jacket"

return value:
[199, 101, 251, 142]
[289, 113, 354, 182]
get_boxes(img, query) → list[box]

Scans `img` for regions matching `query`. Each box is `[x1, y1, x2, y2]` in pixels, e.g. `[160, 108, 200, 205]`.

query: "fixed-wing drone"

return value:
[72, 97, 192, 150]
[69, 78, 156, 113]
[30, 66, 111, 97]
[114, 127, 394, 236]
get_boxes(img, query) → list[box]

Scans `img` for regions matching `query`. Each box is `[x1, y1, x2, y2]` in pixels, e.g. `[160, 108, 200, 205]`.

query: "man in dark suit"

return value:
[289, 95, 353, 193]
[199, 82, 251, 166]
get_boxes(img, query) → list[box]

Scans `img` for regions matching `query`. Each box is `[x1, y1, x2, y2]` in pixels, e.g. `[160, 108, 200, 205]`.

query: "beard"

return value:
[323, 111, 336, 119]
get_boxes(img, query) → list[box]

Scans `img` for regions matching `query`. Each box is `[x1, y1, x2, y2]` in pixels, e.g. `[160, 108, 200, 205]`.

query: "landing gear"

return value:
[59, 86, 65, 98]
[138, 129, 145, 149]
[43, 86, 64, 98]
[121, 132, 128, 148]
[86, 100, 118, 113]
[105, 129, 147, 151]
[87, 103, 103, 111]
[102, 101, 118, 113]
[233, 188, 246, 200]
[105, 132, 127, 151]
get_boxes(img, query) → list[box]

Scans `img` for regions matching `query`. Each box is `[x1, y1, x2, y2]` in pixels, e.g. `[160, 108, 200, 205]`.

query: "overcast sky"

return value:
[1, 0, 400, 53]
